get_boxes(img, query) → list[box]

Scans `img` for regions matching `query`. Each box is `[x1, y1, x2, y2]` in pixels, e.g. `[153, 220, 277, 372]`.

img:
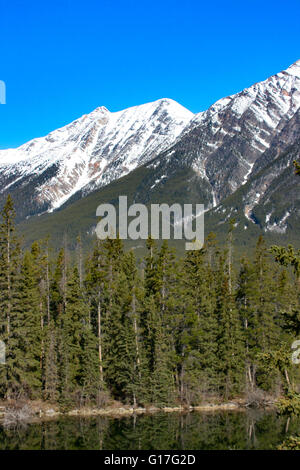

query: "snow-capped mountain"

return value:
[0, 98, 193, 219]
[1, 60, 300, 234]
[147, 60, 300, 210]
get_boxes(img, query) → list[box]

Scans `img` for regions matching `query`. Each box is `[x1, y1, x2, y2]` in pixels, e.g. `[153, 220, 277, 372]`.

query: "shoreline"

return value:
[0, 399, 277, 423]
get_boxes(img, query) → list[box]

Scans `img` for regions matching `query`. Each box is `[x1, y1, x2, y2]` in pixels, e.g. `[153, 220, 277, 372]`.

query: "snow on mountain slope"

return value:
[1, 60, 300, 226]
[205, 136, 300, 244]
[0, 98, 193, 214]
[151, 60, 300, 207]
[192, 59, 300, 130]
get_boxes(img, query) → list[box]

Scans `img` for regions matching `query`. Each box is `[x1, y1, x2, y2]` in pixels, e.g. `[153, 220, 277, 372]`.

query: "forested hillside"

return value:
[0, 196, 299, 408]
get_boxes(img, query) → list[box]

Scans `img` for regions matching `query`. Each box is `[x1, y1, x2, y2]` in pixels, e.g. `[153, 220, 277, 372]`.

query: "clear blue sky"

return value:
[0, 0, 299, 149]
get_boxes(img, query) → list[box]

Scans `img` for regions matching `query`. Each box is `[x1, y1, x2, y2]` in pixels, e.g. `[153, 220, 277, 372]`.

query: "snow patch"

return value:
[265, 211, 291, 233]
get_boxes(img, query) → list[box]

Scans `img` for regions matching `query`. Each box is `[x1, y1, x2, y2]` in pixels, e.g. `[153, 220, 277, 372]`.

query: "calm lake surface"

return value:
[0, 410, 299, 450]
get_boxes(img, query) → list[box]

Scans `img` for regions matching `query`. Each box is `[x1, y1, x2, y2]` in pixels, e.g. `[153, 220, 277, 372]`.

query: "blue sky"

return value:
[0, 0, 299, 149]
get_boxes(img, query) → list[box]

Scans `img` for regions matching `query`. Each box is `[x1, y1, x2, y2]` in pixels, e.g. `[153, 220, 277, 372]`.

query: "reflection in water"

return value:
[0, 411, 299, 450]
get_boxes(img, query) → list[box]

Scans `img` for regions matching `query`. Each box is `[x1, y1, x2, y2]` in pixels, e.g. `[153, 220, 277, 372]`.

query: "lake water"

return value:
[0, 410, 299, 450]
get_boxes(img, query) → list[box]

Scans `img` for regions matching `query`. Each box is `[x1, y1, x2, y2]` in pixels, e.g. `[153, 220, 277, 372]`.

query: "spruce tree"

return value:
[182, 245, 219, 402]
[59, 266, 89, 407]
[215, 250, 245, 398]
[0, 195, 22, 399]
[18, 250, 42, 397]
[85, 240, 107, 385]
[142, 240, 176, 405]
[44, 320, 59, 402]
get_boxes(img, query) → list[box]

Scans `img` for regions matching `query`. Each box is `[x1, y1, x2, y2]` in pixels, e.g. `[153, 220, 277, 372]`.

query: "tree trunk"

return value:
[132, 292, 141, 380]
[98, 299, 104, 383]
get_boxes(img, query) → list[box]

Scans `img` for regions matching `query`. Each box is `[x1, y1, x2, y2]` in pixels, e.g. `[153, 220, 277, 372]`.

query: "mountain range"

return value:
[1, 60, 300, 252]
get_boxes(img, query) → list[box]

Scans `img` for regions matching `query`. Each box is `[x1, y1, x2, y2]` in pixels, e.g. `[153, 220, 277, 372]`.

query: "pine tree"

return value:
[237, 237, 284, 392]
[251, 237, 282, 390]
[85, 241, 105, 384]
[80, 320, 100, 405]
[121, 249, 145, 405]
[50, 248, 68, 326]
[215, 250, 245, 399]
[142, 240, 177, 405]
[143, 294, 175, 405]
[16, 250, 43, 397]
[44, 321, 59, 402]
[30, 240, 51, 392]
[181, 245, 219, 402]
[236, 257, 256, 391]
[0, 195, 22, 399]
[101, 238, 138, 401]
[59, 266, 89, 407]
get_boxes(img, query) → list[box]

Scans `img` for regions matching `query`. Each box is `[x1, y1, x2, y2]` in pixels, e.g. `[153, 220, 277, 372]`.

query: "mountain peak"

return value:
[285, 59, 300, 78]
[0, 96, 193, 214]
[92, 106, 110, 114]
[1, 61, 300, 222]
[112, 98, 193, 117]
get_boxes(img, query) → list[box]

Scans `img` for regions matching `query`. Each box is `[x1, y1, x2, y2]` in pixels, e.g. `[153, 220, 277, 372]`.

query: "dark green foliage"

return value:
[277, 392, 300, 416]
[215, 251, 245, 398]
[278, 435, 300, 450]
[0, 195, 23, 398]
[180, 247, 219, 402]
[18, 250, 43, 397]
[0, 195, 299, 407]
